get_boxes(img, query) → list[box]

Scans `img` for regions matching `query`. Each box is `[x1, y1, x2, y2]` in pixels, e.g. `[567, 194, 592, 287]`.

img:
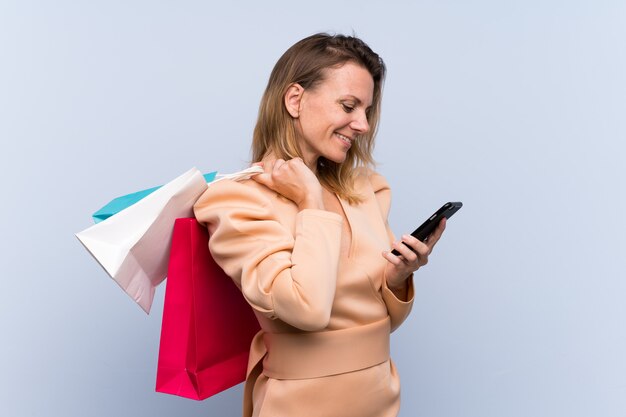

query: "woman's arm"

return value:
[194, 179, 342, 332]
[369, 171, 419, 331]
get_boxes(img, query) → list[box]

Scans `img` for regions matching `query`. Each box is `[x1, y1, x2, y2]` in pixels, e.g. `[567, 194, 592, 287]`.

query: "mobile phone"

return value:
[391, 201, 463, 256]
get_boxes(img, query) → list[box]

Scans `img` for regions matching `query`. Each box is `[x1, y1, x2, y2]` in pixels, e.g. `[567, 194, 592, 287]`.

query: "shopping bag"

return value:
[75, 166, 263, 314]
[156, 218, 261, 400]
[92, 172, 218, 223]
[91, 167, 262, 224]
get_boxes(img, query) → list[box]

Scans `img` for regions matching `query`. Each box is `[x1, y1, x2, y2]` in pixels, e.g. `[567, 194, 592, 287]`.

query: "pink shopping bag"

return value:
[156, 218, 261, 400]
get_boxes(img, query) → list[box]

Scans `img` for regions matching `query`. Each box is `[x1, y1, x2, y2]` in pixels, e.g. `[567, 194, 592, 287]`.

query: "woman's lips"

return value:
[335, 132, 353, 148]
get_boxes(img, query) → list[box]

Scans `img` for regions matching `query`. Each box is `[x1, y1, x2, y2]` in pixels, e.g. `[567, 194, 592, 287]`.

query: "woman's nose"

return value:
[351, 110, 370, 134]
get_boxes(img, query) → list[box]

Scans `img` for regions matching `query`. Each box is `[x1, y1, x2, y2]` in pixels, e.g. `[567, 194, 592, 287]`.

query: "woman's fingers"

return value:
[382, 249, 404, 266]
[402, 234, 430, 257]
[425, 218, 446, 250]
[390, 240, 418, 264]
[251, 158, 322, 210]
[252, 159, 286, 186]
[383, 218, 449, 286]
[271, 159, 284, 174]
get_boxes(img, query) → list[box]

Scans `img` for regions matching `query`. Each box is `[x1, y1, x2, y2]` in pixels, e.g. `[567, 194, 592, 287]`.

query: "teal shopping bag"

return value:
[92, 172, 217, 223]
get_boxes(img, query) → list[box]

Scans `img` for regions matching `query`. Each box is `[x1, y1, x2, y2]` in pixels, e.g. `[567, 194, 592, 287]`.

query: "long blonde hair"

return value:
[252, 33, 386, 203]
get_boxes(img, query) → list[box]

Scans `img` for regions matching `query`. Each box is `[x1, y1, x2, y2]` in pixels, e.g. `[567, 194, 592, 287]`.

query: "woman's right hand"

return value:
[252, 158, 325, 211]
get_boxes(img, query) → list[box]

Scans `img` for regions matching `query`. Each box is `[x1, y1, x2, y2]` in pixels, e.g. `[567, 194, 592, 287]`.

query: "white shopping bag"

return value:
[76, 166, 263, 313]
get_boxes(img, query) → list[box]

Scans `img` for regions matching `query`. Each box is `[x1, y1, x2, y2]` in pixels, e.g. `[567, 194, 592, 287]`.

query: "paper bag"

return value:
[92, 172, 218, 223]
[75, 166, 262, 313]
[156, 218, 260, 400]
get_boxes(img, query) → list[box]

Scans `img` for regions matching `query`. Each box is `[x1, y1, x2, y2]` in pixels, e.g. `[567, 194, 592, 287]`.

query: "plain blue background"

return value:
[1, 1, 625, 416]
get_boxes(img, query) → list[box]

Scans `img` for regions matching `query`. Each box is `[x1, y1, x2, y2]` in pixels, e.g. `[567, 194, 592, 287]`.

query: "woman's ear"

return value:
[284, 83, 304, 118]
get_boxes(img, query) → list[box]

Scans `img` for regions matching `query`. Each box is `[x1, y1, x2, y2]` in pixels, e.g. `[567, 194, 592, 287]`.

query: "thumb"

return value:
[251, 172, 270, 187]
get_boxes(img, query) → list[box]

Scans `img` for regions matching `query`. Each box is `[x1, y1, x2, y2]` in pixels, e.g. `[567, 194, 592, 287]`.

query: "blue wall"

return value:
[1, 1, 624, 416]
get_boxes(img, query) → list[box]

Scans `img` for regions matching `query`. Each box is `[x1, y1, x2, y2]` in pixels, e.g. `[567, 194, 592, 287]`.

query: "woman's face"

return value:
[295, 62, 374, 170]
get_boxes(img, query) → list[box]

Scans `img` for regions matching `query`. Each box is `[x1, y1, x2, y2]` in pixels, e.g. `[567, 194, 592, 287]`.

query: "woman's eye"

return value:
[342, 104, 355, 113]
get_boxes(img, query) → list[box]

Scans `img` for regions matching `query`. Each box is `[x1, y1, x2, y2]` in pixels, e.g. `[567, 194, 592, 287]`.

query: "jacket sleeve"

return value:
[368, 171, 415, 332]
[193, 180, 343, 331]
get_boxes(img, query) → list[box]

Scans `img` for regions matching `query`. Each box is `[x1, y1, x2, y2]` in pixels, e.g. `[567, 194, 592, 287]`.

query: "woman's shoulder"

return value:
[195, 177, 273, 207]
[351, 167, 392, 218]
[193, 178, 276, 224]
[352, 166, 391, 194]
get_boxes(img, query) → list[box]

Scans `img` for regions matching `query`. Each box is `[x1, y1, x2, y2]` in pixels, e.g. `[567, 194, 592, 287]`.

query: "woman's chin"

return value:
[323, 151, 349, 165]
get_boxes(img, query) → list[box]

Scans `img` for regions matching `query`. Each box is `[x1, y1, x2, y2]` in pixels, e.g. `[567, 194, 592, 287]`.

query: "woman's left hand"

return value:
[382, 218, 447, 290]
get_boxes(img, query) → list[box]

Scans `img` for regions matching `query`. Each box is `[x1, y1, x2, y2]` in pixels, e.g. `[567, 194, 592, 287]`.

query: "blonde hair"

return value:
[252, 33, 386, 204]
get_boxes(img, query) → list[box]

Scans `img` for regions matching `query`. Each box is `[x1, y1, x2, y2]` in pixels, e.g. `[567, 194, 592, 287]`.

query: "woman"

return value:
[194, 33, 446, 417]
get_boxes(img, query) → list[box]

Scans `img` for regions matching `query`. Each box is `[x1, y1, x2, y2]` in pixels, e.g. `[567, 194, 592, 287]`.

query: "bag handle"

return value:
[212, 165, 264, 184]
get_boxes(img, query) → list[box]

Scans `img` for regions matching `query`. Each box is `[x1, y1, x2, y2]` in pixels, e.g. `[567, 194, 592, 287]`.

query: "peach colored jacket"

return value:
[193, 168, 414, 417]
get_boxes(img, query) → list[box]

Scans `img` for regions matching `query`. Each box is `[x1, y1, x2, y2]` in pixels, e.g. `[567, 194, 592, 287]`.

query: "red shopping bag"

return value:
[156, 218, 261, 400]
